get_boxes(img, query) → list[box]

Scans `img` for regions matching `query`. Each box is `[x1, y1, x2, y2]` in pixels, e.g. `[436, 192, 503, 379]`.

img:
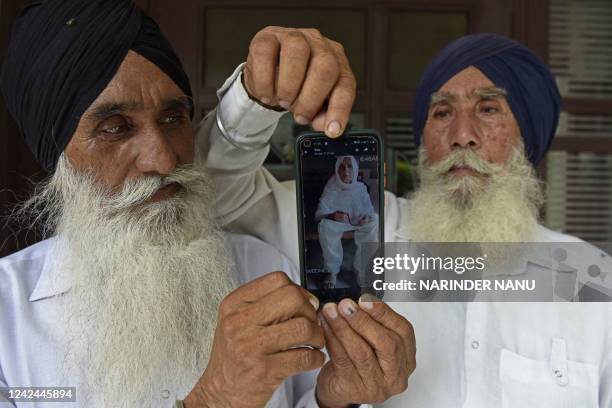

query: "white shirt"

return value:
[0, 70, 321, 407]
[0, 234, 320, 408]
[199, 66, 612, 408]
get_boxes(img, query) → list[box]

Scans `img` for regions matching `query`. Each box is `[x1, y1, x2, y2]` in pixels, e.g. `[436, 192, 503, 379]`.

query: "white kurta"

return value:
[199, 65, 612, 408]
[0, 234, 320, 408]
[315, 156, 378, 276]
[0, 68, 321, 408]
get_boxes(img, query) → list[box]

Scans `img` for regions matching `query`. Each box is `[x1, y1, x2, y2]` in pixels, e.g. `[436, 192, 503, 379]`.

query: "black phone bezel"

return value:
[294, 129, 385, 303]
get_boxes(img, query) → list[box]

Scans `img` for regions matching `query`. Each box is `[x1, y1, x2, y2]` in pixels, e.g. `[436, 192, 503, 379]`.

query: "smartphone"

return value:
[295, 130, 384, 303]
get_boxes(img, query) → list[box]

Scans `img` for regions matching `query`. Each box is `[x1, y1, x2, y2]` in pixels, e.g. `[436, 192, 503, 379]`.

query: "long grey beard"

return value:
[405, 144, 544, 243]
[19, 156, 236, 406]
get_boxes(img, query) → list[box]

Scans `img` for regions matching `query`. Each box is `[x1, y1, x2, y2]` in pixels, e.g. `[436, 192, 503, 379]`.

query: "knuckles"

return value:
[408, 357, 417, 375]
[282, 282, 305, 301]
[331, 352, 353, 370]
[290, 318, 324, 348]
[282, 31, 311, 55]
[369, 303, 390, 321]
[296, 349, 320, 370]
[377, 331, 401, 355]
[291, 317, 314, 341]
[388, 376, 409, 397]
[398, 318, 416, 346]
[264, 270, 291, 286]
[249, 33, 279, 59]
[310, 52, 340, 79]
[299, 27, 323, 39]
[329, 40, 345, 54]
[219, 313, 245, 340]
[350, 345, 375, 367]
[217, 295, 236, 319]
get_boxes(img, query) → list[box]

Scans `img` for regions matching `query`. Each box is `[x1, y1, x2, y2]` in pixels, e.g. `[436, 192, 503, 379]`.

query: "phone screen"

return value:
[295, 131, 384, 302]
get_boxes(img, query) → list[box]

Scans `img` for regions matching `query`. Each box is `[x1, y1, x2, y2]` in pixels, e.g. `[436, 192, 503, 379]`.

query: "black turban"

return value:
[412, 33, 562, 166]
[0, 0, 193, 173]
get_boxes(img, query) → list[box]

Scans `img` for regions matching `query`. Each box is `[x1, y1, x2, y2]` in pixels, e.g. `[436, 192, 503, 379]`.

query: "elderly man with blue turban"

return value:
[205, 33, 612, 407]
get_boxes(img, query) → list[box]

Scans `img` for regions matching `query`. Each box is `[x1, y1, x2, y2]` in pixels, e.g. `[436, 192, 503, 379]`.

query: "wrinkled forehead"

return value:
[84, 50, 189, 117]
[429, 66, 508, 106]
[430, 86, 508, 106]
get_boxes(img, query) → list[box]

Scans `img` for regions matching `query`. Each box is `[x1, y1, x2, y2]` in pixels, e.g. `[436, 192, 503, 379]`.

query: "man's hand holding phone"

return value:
[184, 272, 325, 408]
[315, 296, 416, 407]
[242, 26, 356, 138]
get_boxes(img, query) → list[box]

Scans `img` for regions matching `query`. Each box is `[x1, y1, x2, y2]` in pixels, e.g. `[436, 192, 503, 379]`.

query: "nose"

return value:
[134, 126, 178, 176]
[449, 110, 481, 150]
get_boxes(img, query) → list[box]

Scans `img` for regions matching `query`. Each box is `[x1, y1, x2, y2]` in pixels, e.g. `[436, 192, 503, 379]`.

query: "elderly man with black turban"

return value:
[0, 1, 417, 407]
[203, 33, 612, 407]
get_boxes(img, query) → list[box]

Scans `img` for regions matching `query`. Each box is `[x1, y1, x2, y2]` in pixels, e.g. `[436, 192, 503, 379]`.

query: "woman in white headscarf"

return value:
[315, 155, 378, 288]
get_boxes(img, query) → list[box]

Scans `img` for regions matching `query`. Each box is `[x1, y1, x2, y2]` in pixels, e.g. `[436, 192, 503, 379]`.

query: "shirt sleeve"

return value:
[216, 62, 286, 146]
[194, 64, 301, 266]
[194, 62, 286, 220]
[291, 370, 320, 408]
[293, 386, 320, 408]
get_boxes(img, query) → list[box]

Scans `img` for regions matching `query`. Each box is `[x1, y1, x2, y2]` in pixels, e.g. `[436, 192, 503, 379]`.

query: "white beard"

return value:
[405, 145, 544, 243]
[20, 156, 236, 406]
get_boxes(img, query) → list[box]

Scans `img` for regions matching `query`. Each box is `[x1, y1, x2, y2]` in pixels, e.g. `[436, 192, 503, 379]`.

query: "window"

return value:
[544, 0, 612, 243]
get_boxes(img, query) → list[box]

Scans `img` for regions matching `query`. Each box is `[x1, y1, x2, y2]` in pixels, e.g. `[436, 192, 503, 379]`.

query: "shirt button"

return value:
[554, 369, 563, 378]
[471, 341, 480, 349]
[161, 390, 170, 399]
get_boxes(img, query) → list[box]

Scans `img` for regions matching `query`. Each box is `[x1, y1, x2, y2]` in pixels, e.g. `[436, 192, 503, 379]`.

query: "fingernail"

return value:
[326, 121, 341, 137]
[323, 303, 338, 319]
[260, 97, 271, 105]
[358, 293, 380, 310]
[295, 115, 310, 125]
[309, 295, 320, 311]
[339, 299, 357, 316]
[279, 100, 291, 110]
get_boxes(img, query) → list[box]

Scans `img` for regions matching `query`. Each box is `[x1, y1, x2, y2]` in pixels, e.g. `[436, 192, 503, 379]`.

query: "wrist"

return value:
[183, 389, 206, 408]
[184, 376, 222, 408]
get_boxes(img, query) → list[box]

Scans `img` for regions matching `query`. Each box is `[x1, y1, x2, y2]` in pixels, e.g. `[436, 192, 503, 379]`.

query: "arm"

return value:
[195, 65, 300, 265]
[195, 63, 285, 225]
[195, 27, 356, 267]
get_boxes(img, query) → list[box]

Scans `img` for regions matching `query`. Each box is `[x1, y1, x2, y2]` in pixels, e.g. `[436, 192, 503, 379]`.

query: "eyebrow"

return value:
[429, 87, 508, 106]
[83, 95, 193, 122]
[161, 95, 194, 113]
[473, 87, 507, 99]
[430, 91, 456, 105]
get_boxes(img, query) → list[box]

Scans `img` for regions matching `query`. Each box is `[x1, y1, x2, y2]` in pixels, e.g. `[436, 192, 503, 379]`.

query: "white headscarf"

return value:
[315, 155, 375, 223]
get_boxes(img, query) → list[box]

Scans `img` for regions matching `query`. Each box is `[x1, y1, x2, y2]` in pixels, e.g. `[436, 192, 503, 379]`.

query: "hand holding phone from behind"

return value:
[315, 296, 416, 407]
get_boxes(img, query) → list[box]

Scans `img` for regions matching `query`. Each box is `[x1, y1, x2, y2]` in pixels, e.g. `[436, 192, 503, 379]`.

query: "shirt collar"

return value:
[29, 237, 71, 302]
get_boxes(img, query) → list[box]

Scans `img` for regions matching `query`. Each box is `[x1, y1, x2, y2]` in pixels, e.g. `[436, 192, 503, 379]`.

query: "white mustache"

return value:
[426, 149, 504, 176]
[104, 165, 204, 212]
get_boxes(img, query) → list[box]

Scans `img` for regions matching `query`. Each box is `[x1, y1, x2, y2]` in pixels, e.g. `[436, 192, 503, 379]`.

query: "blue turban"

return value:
[412, 33, 561, 166]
